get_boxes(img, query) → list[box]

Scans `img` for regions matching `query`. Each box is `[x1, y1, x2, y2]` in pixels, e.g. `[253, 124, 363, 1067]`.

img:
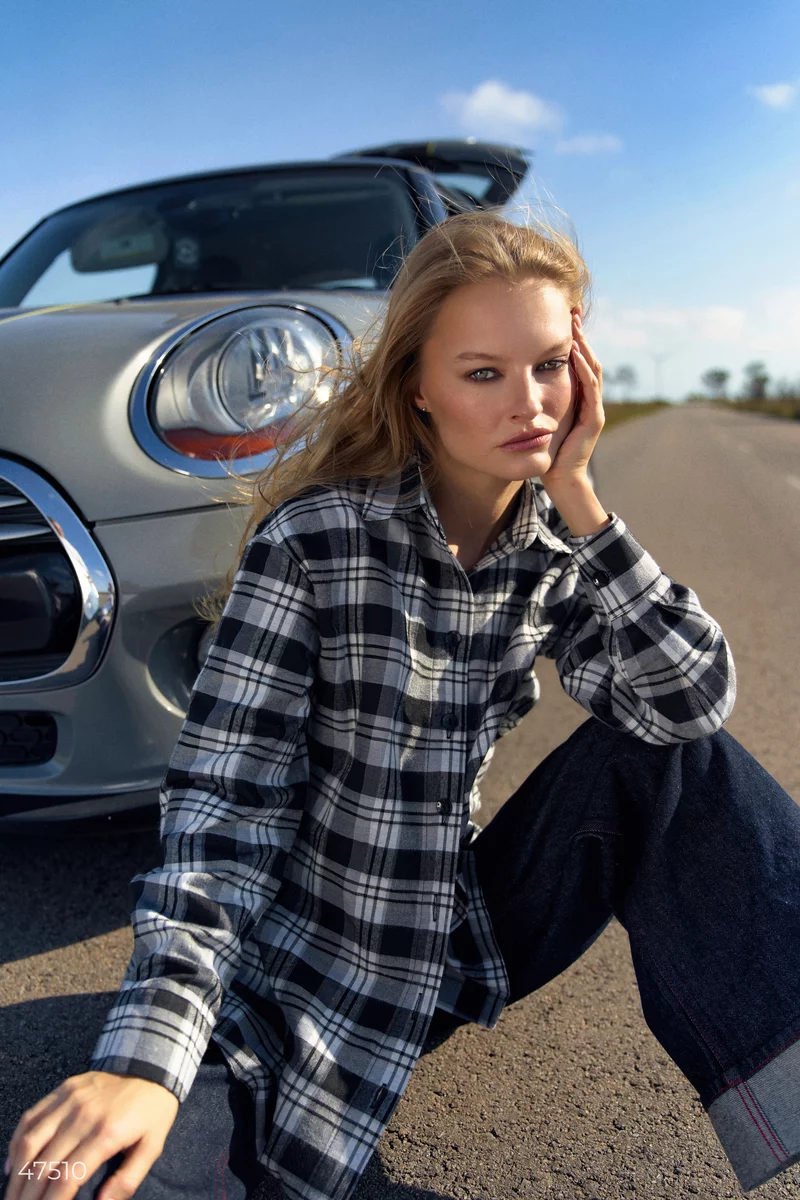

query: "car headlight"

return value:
[150, 306, 340, 460]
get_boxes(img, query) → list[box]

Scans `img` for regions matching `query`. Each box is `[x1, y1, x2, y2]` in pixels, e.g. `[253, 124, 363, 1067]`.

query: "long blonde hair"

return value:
[198, 208, 591, 627]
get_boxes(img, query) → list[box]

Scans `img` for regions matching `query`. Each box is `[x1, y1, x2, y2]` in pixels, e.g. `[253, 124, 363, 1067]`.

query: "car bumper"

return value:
[0, 500, 247, 829]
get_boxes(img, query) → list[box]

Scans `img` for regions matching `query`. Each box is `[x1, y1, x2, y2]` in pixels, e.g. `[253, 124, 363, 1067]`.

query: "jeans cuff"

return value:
[706, 1035, 800, 1191]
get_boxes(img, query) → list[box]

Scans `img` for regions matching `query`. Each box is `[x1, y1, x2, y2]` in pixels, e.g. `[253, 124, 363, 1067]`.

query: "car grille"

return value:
[0, 477, 81, 681]
[1, 478, 54, 540]
[0, 459, 115, 691]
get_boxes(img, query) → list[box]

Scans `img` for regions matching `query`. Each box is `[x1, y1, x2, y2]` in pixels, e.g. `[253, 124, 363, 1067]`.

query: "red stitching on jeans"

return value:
[214, 1144, 229, 1200]
[733, 1084, 786, 1164]
[636, 927, 730, 1064]
[707, 1030, 800, 1104]
[741, 1081, 788, 1157]
[574, 827, 622, 836]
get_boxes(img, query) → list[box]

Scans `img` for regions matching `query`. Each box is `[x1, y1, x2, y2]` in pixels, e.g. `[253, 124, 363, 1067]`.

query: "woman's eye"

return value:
[467, 360, 568, 381]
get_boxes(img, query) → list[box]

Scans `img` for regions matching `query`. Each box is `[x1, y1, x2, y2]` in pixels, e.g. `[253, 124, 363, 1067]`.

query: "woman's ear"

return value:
[413, 393, 428, 413]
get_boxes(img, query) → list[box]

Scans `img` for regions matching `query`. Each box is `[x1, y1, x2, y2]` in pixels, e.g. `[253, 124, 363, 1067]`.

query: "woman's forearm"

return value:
[543, 476, 612, 538]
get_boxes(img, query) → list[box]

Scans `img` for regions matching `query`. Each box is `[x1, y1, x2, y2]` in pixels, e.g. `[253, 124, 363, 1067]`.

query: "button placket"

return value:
[445, 630, 462, 654]
[433, 565, 471, 829]
[441, 711, 459, 739]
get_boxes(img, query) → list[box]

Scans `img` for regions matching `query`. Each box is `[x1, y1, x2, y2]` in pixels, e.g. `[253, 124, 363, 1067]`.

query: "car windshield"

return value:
[432, 171, 495, 203]
[0, 166, 420, 308]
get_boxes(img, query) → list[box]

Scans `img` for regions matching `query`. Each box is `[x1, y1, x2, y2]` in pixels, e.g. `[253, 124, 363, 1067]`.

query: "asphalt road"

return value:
[1, 402, 798, 1199]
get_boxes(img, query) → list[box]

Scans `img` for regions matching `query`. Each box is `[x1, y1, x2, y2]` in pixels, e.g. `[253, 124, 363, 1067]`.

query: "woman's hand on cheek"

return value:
[540, 311, 605, 496]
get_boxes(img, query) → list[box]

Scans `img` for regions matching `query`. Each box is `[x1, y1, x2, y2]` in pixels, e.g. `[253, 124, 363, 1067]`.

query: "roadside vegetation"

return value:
[595, 356, 800, 432]
[598, 364, 671, 431]
[603, 399, 670, 430]
[687, 361, 800, 420]
[711, 398, 800, 420]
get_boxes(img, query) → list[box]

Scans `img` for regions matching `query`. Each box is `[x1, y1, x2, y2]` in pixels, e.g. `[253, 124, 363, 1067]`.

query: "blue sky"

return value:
[2, 0, 799, 398]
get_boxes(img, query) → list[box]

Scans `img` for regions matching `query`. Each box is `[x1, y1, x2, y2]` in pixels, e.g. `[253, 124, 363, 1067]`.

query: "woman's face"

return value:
[414, 277, 578, 485]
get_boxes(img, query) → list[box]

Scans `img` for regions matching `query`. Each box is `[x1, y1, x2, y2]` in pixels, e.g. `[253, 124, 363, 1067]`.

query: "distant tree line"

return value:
[697, 361, 800, 402]
[601, 360, 798, 417]
[604, 365, 638, 400]
[691, 362, 800, 420]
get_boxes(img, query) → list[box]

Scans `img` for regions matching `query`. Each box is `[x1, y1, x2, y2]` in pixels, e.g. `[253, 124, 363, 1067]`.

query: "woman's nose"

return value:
[513, 372, 545, 418]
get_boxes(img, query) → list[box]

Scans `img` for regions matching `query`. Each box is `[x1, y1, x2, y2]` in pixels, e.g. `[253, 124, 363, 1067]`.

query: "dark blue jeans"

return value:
[470, 716, 800, 1193]
[71, 1039, 276, 1200]
[71, 717, 800, 1197]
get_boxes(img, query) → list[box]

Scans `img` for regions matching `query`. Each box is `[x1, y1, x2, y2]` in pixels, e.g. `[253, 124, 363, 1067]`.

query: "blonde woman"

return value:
[5, 212, 800, 1200]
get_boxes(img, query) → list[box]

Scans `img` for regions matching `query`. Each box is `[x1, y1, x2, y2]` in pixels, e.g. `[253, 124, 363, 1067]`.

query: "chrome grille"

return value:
[0, 479, 57, 543]
[0, 458, 115, 692]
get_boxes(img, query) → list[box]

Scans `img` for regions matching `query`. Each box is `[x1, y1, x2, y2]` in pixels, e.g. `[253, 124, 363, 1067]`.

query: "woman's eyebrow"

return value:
[454, 340, 572, 362]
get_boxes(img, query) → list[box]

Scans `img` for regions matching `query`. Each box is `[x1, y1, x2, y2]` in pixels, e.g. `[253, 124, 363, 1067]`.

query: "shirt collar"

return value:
[360, 459, 571, 556]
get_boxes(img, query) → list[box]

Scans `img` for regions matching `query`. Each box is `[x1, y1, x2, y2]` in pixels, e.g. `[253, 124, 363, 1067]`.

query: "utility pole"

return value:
[648, 352, 671, 400]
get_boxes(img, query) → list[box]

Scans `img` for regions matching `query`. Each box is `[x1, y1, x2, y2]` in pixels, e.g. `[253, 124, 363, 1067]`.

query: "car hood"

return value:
[0, 291, 387, 522]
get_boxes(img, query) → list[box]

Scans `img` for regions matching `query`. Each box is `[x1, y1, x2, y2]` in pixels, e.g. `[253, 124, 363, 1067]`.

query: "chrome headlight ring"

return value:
[129, 301, 354, 478]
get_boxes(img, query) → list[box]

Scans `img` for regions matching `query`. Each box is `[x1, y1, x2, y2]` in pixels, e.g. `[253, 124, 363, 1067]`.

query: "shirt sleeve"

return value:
[88, 532, 319, 1103]
[539, 513, 736, 744]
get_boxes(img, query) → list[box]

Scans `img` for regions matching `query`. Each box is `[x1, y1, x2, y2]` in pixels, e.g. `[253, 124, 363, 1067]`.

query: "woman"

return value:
[5, 212, 800, 1200]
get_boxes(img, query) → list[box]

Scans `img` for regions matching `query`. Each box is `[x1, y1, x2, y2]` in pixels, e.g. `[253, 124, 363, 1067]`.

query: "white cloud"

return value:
[592, 302, 746, 352]
[748, 82, 798, 109]
[439, 80, 623, 161]
[440, 80, 563, 138]
[587, 292, 800, 398]
[554, 134, 623, 155]
[746, 285, 800, 352]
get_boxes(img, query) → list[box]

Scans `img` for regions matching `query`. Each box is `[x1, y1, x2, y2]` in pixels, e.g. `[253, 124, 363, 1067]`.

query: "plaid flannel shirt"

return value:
[89, 460, 736, 1200]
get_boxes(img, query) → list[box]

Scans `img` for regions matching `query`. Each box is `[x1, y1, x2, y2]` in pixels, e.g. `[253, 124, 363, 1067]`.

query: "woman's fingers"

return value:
[573, 313, 603, 382]
[5, 1092, 79, 1200]
[6, 1098, 103, 1200]
[7, 1087, 68, 1161]
[9, 1114, 149, 1200]
[577, 337, 602, 378]
[95, 1135, 164, 1200]
[570, 348, 604, 431]
[5, 1073, 178, 1200]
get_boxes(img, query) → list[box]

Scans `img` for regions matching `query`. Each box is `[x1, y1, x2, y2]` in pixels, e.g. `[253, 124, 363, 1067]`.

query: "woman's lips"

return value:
[499, 431, 553, 452]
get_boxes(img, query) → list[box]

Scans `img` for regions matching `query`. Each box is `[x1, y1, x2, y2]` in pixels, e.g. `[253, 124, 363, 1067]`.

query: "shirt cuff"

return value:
[88, 980, 213, 1104]
[566, 513, 671, 622]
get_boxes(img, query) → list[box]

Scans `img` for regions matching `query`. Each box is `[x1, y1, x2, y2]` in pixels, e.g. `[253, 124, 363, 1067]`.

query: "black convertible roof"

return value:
[43, 156, 419, 216]
[43, 139, 531, 217]
[333, 139, 531, 206]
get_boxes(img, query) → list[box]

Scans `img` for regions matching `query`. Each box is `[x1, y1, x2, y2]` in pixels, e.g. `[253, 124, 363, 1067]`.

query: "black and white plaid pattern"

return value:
[89, 460, 735, 1200]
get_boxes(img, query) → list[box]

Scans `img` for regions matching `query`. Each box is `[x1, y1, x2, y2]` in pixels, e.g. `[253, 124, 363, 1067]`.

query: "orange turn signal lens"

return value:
[161, 426, 290, 460]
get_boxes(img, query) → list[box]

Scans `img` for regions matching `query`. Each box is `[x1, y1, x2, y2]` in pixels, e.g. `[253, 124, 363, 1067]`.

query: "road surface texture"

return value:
[1, 403, 798, 1199]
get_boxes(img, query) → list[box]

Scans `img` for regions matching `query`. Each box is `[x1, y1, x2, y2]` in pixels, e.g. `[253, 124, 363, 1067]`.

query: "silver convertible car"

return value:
[0, 139, 529, 832]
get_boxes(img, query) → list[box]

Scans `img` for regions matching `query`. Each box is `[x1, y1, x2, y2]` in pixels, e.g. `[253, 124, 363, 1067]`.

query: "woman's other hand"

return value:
[540, 309, 605, 488]
[4, 1071, 179, 1200]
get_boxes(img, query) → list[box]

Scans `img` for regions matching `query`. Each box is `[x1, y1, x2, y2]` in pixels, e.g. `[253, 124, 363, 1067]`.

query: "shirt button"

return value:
[436, 798, 453, 816]
[445, 631, 462, 652]
[441, 712, 459, 731]
[591, 570, 611, 587]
